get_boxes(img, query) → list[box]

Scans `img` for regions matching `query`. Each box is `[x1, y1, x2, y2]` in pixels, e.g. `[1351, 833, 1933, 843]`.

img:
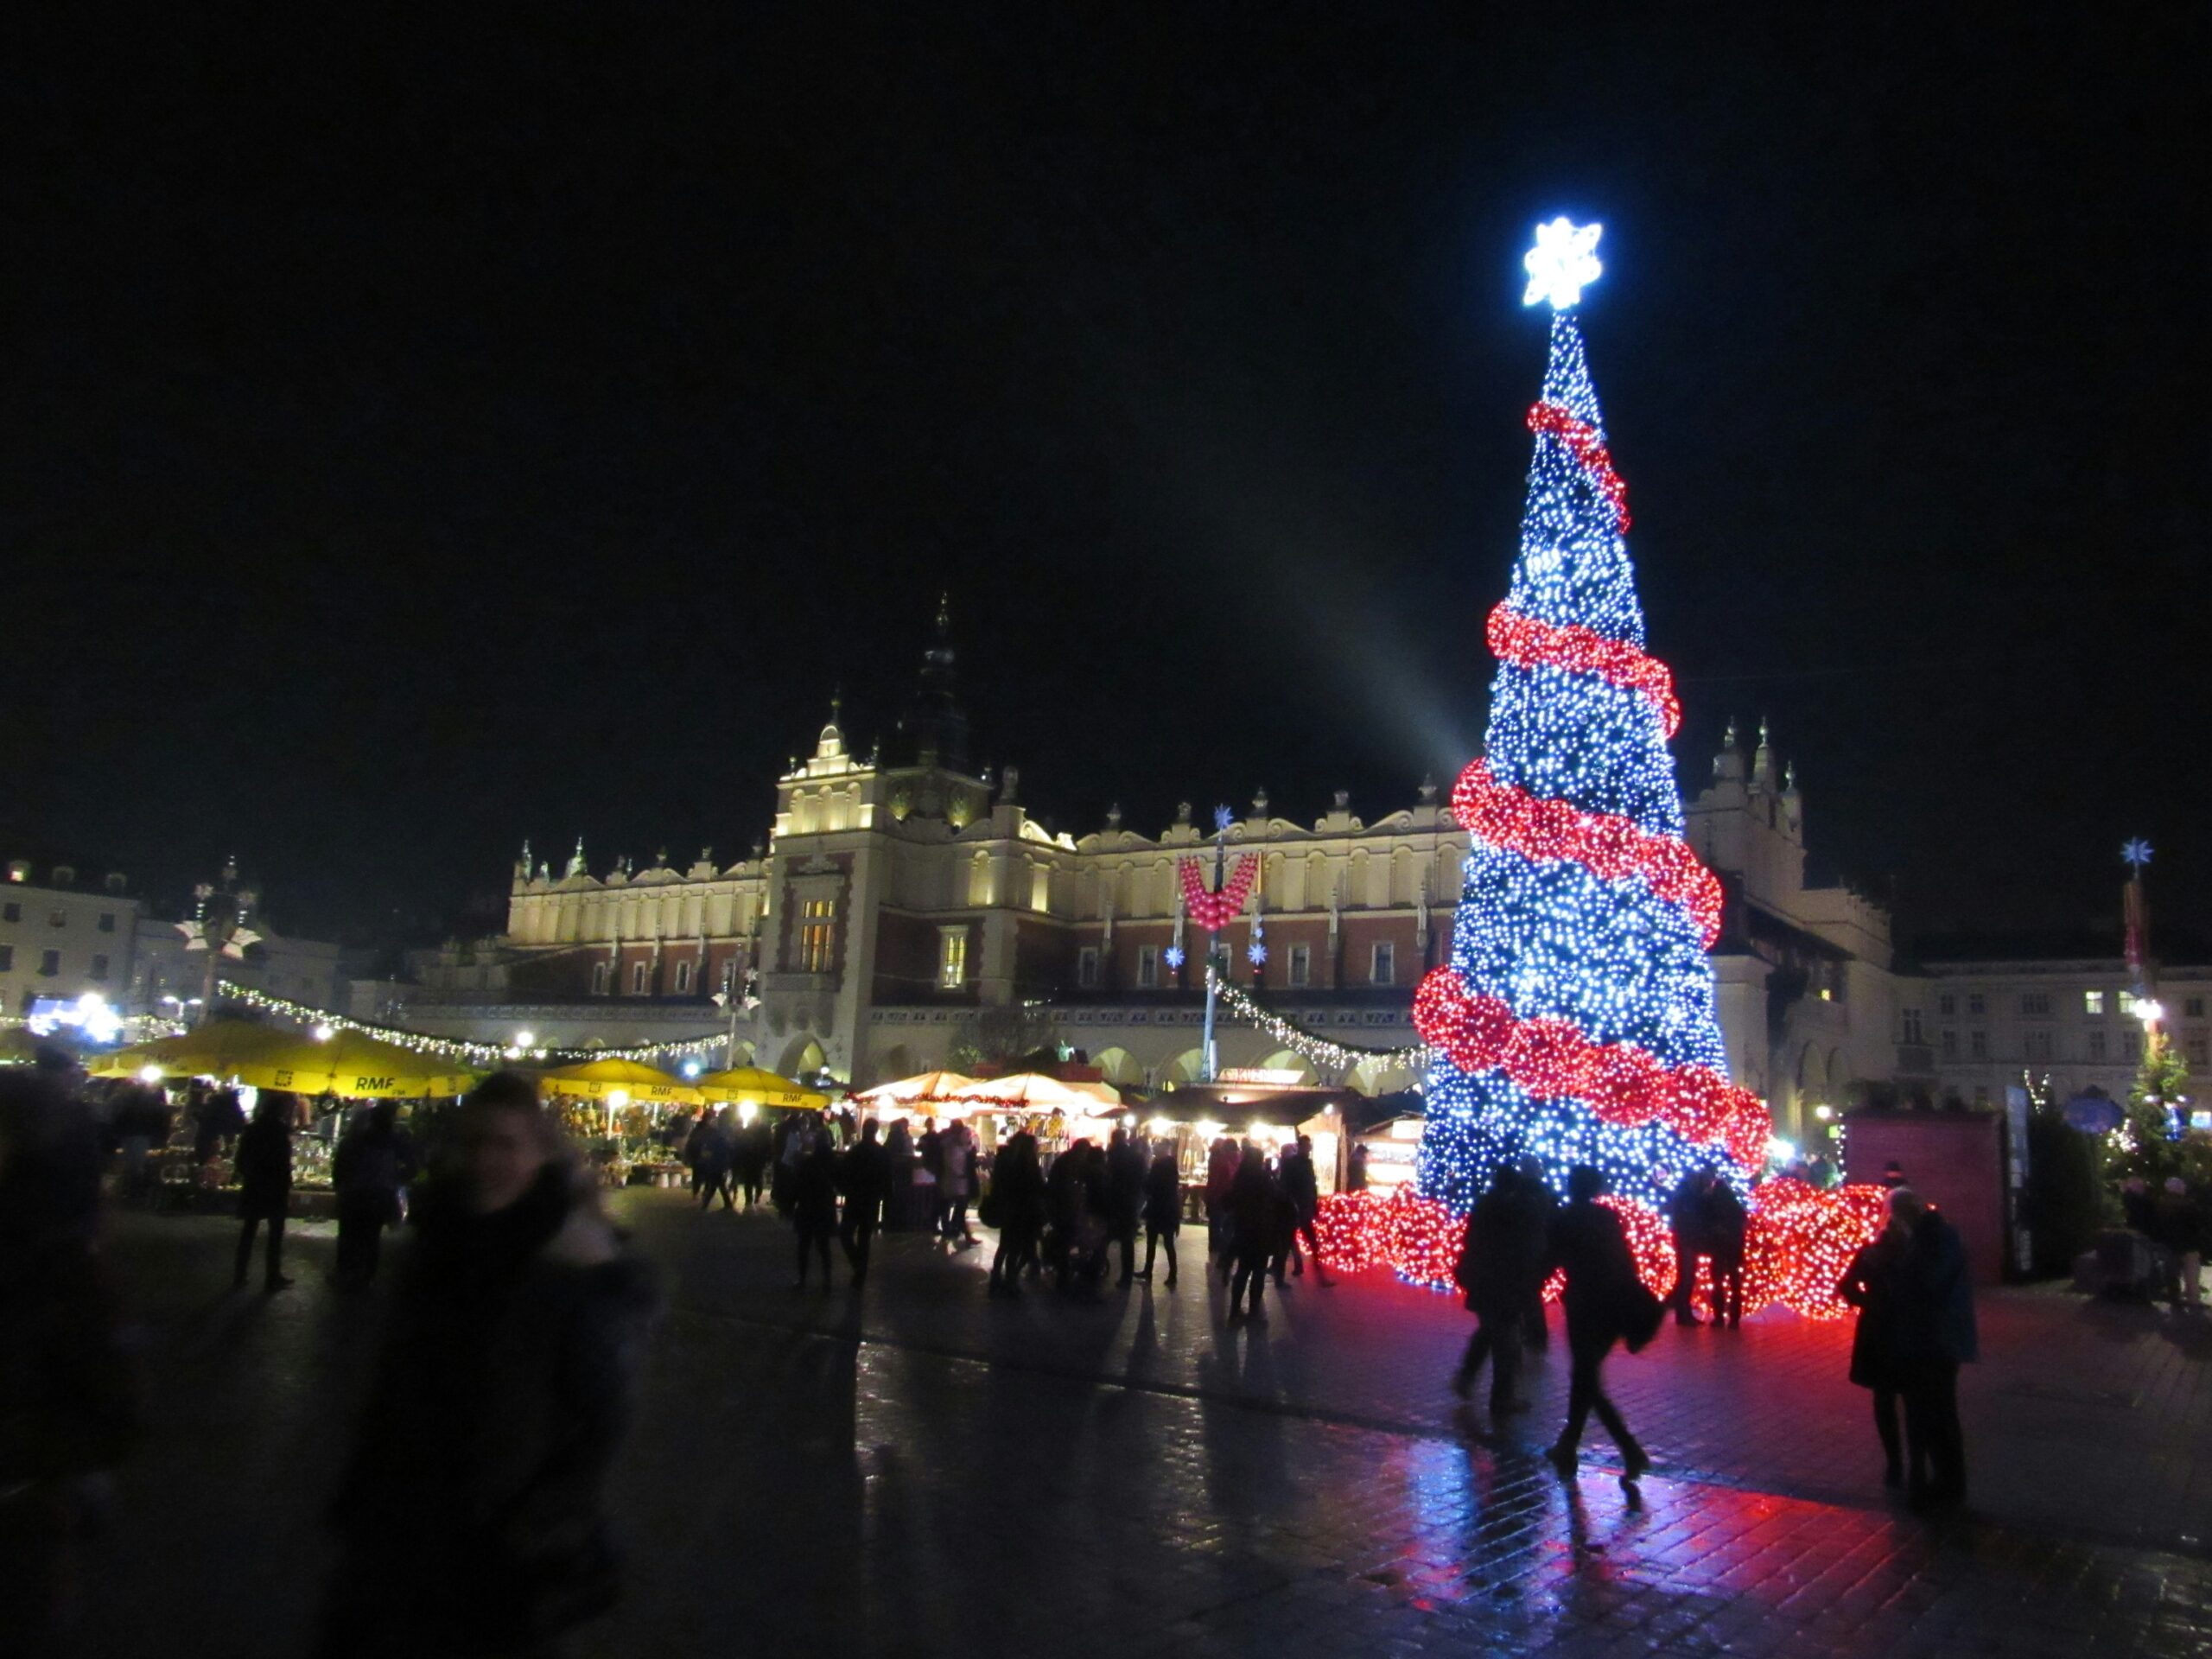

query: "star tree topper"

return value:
[1522, 217, 1604, 309]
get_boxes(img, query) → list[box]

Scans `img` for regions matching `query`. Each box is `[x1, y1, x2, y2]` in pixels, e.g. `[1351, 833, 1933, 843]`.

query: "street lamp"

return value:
[515, 1030, 536, 1049]
[607, 1087, 630, 1138]
[160, 993, 204, 1029]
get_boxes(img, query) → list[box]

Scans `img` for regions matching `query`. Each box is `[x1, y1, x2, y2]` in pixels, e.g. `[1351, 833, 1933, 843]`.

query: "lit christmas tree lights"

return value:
[1407, 219, 1756, 1222]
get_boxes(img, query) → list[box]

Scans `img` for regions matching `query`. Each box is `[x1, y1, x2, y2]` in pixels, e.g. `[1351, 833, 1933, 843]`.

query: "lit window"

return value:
[1288, 944, 1312, 988]
[799, 899, 836, 973]
[938, 928, 969, 990]
[1136, 945, 1160, 988]
[1371, 941, 1395, 985]
[1076, 946, 1099, 988]
[2084, 989, 2106, 1016]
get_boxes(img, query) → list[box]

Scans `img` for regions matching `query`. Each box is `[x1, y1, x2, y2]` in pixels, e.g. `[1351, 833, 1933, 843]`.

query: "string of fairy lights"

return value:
[216, 982, 726, 1066]
[1205, 968, 1430, 1075]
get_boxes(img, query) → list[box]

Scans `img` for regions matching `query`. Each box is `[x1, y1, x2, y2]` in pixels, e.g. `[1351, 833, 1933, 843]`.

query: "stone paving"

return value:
[61, 1192, 2212, 1657]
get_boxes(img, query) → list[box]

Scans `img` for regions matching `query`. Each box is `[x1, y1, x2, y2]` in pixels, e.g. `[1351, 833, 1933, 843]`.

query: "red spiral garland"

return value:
[1178, 854, 1258, 931]
[1485, 601, 1681, 736]
[1414, 965, 1772, 1171]
[1452, 760, 1723, 945]
[1528, 399, 1630, 533]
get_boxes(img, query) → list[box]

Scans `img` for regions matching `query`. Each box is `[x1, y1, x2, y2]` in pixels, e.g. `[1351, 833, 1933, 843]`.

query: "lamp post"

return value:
[179, 858, 260, 1020]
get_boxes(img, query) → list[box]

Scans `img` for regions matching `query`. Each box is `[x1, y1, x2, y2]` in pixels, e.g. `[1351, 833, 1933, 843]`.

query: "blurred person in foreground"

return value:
[0, 1063, 139, 1652]
[316, 1071, 658, 1658]
[232, 1090, 297, 1292]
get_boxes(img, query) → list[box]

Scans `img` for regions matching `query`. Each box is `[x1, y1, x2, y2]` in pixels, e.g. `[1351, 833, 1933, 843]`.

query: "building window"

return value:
[1937, 992, 1955, 1016]
[592, 961, 611, 995]
[1940, 1030, 1957, 1059]
[89, 953, 109, 982]
[1968, 1031, 1986, 1061]
[38, 950, 60, 977]
[2188, 997, 2207, 1020]
[1371, 941, 1395, 985]
[2087, 1028, 2107, 1060]
[97, 912, 117, 933]
[2084, 989, 2106, 1016]
[1076, 946, 1100, 989]
[1136, 944, 1160, 988]
[798, 899, 836, 973]
[2188, 1035, 2209, 1068]
[632, 963, 650, 995]
[48, 908, 67, 928]
[1030, 866, 1051, 913]
[2124, 1030, 2143, 1062]
[674, 960, 692, 994]
[2020, 992, 2050, 1018]
[0, 944, 11, 972]
[1288, 943, 1312, 988]
[2024, 1028, 2053, 1062]
[1, 901, 18, 923]
[1967, 993, 1985, 1017]
[1900, 1008, 1923, 1044]
[938, 928, 969, 990]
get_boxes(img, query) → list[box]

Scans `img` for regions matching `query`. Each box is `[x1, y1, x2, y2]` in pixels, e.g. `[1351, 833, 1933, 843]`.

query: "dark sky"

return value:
[6, 7, 2206, 950]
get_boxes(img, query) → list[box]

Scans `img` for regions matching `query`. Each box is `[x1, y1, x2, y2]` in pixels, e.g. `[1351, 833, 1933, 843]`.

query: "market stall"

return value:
[537, 1057, 703, 1183]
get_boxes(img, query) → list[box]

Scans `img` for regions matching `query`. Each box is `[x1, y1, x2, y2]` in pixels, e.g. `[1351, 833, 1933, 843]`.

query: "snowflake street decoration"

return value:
[1163, 944, 1185, 970]
[1522, 216, 1604, 309]
[2122, 837, 2154, 868]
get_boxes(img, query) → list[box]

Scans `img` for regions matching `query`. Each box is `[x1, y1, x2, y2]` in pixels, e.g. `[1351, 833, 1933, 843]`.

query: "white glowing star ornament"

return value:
[1522, 217, 1604, 309]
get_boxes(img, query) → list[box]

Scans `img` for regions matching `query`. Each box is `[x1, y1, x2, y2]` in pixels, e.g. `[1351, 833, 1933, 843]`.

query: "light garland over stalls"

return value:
[216, 982, 727, 1066]
[1207, 969, 1429, 1074]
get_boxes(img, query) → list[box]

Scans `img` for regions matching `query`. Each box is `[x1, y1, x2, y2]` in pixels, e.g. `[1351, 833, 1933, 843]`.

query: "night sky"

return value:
[7, 9, 2205, 952]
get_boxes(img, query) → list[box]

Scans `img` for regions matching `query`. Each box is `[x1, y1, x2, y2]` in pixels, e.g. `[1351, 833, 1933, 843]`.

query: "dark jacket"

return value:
[326, 1168, 658, 1648]
[1105, 1140, 1147, 1232]
[1142, 1154, 1182, 1234]
[1546, 1199, 1644, 1357]
[1836, 1230, 1908, 1390]
[1279, 1148, 1320, 1219]
[792, 1144, 840, 1233]
[1226, 1159, 1279, 1257]
[1896, 1209, 1978, 1370]
[1704, 1182, 1748, 1262]
[994, 1138, 1049, 1233]
[840, 1141, 892, 1226]
[235, 1116, 294, 1220]
[1458, 1180, 1546, 1312]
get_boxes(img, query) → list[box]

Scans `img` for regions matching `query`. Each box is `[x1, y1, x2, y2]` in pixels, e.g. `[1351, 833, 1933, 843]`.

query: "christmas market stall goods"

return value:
[226, 1027, 479, 1100]
[944, 1072, 1125, 1151]
[853, 1071, 976, 1109]
[1353, 1114, 1426, 1198]
[540, 1057, 702, 1123]
[1134, 1083, 1352, 1193]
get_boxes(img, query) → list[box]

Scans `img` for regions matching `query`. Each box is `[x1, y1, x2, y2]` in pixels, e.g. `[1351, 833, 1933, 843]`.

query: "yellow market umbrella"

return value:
[90, 1018, 295, 1081]
[538, 1057, 702, 1107]
[229, 1028, 478, 1098]
[694, 1065, 830, 1111]
[854, 1070, 975, 1105]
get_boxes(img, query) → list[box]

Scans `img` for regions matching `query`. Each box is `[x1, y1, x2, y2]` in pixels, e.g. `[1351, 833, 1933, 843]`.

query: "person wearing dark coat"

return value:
[1204, 1136, 1240, 1274]
[1345, 1143, 1370, 1193]
[735, 1118, 772, 1210]
[1105, 1128, 1147, 1286]
[1836, 1215, 1911, 1488]
[1704, 1178, 1748, 1329]
[1543, 1165, 1651, 1479]
[1664, 1167, 1713, 1325]
[233, 1091, 297, 1292]
[695, 1110, 736, 1211]
[333, 1100, 414, 1291]
[1891, 1190, 1977, 1510]
[838, 1120, 892, 1284]
[791, 1136, 841, 1288]
[1452, 1166, 1543, 1414]
[316, 1072, 658, 1658]
[1278, 1135, 1329, 1284]
[988, 1130, 1049, 1294]
[1138, 1145, 1182, 1287]
[682, 1114, 712, 1198]
[1225, 1144, 1279, 1323]
[1515, 1157, 1558, 1351]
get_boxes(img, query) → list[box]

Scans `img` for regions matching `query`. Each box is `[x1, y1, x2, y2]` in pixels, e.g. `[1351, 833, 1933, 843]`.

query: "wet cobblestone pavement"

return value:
[73, 1192, 2212, 1656]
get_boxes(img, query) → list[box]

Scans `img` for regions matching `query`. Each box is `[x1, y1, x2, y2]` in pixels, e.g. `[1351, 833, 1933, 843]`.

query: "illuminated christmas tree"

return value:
[1412, 219, 1770, 1217]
